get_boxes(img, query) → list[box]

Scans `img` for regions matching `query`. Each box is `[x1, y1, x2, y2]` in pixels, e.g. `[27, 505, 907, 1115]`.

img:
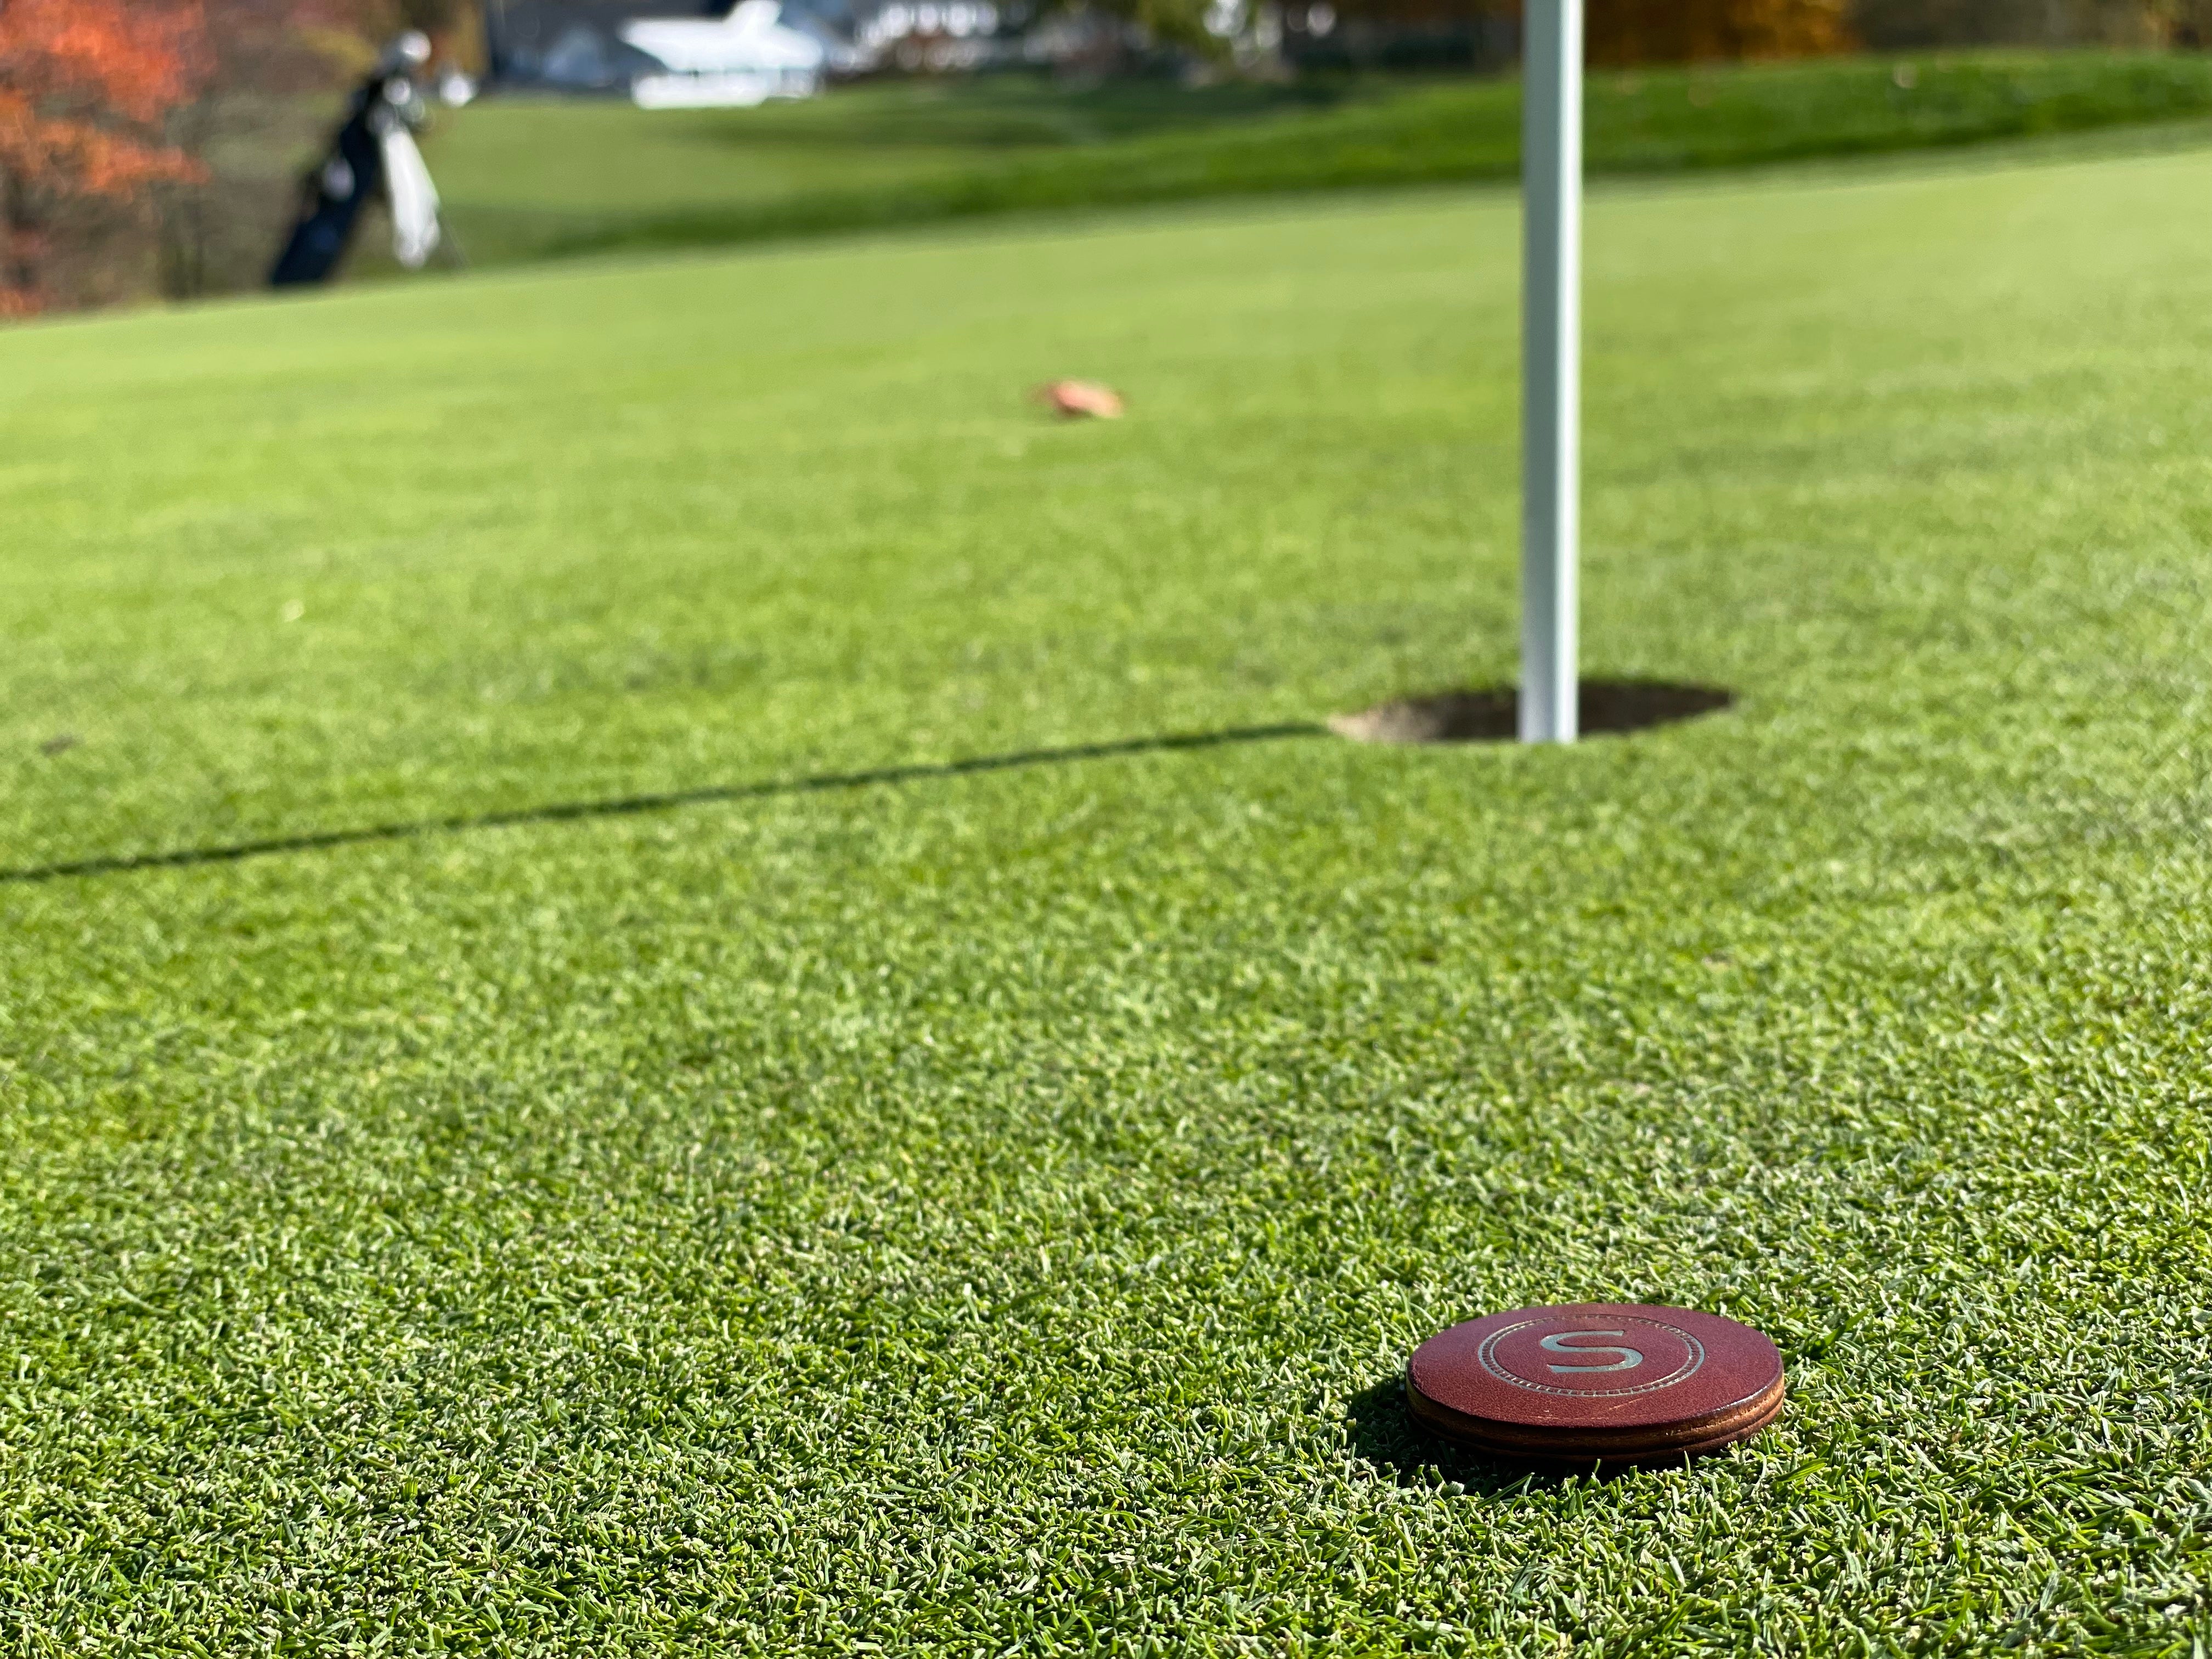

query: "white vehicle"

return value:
[619, 1, 827, 108]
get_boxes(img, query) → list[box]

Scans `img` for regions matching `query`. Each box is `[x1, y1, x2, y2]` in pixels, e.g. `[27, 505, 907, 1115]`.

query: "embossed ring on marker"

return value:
[1405, 1302, 1785, 1471]
[1475, 1313, 1706, 1398]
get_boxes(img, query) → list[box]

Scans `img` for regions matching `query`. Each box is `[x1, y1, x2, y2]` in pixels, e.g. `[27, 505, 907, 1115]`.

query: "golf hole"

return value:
[1329, 680, 1733, 745]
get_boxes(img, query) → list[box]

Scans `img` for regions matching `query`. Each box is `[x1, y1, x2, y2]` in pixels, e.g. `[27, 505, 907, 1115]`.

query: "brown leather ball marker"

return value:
[1407, 1304, 1784, 1471]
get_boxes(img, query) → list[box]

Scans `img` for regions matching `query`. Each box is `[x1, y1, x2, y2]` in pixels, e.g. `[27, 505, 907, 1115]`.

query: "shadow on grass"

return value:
[2, 723, 1324, 886]
[10, 682, 1740, 885]
[1348, 1370, 1759, 1489]
[1345, 1374, 1564, 1496]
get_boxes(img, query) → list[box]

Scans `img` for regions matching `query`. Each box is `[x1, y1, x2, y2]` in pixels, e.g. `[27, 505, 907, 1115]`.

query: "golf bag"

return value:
[270, 33, 447, 287]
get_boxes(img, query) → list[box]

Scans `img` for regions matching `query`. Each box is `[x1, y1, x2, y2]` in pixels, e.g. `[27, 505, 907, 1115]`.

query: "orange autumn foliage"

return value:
[0, 0, 211, 311]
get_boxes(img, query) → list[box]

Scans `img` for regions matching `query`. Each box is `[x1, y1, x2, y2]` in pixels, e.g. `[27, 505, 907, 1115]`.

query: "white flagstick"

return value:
[1520, 0, 1582, 744]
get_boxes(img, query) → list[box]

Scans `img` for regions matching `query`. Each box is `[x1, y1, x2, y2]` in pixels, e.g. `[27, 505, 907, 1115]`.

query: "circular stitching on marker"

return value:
[1476, 1316, 1707, 1398]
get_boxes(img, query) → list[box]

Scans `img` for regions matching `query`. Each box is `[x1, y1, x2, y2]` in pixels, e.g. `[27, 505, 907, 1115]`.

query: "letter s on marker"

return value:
[1539, 1330, 1646, 1373]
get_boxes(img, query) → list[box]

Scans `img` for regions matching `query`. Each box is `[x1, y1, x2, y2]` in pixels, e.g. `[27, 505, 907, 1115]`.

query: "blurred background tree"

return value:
[0, 0, 479, 307]
[155, 1, 366, 299]
[1586, 0, 1854, 62]
[1318, 0, 2204, 61]
[0, 0, 208, 313]
[1296, 0, 1850, 73]
[1852, 0, 2182, 45]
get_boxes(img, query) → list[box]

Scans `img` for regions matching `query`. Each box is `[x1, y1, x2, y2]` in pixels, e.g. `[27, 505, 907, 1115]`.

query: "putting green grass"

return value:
[421, 54, 2212, 268]
[3, 146, 2210, 1653]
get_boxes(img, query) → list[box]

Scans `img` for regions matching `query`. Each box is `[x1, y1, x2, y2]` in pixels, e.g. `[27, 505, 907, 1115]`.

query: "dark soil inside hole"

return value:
[1329, 680, 1733, 744]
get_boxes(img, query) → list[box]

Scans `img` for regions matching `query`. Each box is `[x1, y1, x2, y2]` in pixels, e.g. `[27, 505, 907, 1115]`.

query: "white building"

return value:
[619, 0, 828, 106]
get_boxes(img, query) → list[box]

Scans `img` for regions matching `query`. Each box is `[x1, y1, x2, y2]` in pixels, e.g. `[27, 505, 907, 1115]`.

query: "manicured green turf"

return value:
[420, 53, 2212, 267]
[4, 145, 2211, 1654]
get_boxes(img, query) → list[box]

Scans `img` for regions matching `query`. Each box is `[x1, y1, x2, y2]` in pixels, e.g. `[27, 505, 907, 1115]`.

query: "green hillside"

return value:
[4, 146, 2211, 1651]
[415, 53, 2212, 267]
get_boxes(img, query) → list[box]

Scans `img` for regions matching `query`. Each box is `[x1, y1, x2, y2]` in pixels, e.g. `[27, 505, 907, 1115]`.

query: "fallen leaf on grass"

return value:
[1035, 380, 1124, 419]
